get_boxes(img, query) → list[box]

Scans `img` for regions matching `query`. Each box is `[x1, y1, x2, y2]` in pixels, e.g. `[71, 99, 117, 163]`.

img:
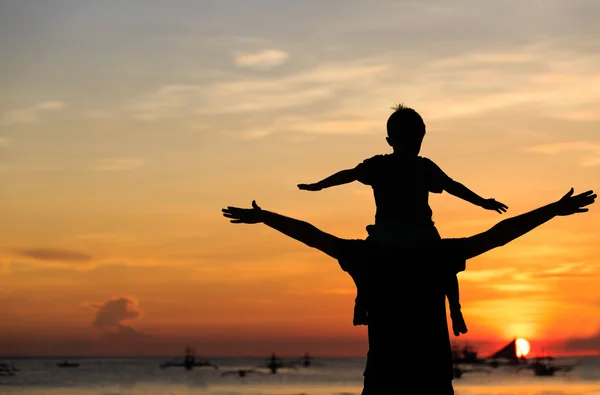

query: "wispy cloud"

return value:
[234, 49, 289, 70]
[81, 110, 114, 119]
[1, 101, 66, 125]
[491, 283, 543, 293]
[125, 59, 390, 123]
[530, 263, 599, 280]
[91, 158, 147, 171]
[459, 268, 515, 283]
[525, 141, 600, 167]
[16, 248, 92, 263]
[565, 328, 600, 352]
[380, 45, 600, 122]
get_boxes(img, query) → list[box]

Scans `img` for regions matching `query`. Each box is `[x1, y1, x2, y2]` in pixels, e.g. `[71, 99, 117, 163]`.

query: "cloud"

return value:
[35, 101, 65, 110]
[1, 101, 66, 125]
[88, 296, 141, 329]
[459, 268, 515, 283]
[91, 158, 146, 171]
[529, 263, 599, 280]
[16, 248, 92, 263]
[123, 41, 600, 142]
[86, 296, 151, 342]
[525, 141, 600, 167]
[125, 59, 390, 122]
[81, 110, 114, 119]
[234, 49, 289, 70]
[525, 141, 598, 155]
[565, 329, 600, 352]
[490, 283, 543, 293]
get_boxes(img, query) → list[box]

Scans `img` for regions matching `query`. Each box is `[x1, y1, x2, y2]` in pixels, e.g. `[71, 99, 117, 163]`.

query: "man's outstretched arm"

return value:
[222, 200, 342, 259]
[465, 188, 596, 259]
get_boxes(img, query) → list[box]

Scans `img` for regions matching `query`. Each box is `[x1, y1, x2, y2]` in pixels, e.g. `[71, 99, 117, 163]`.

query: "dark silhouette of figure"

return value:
[297, 104, 507, 335]
[221, 368, 265, 378]
[222, 188, 595, 394]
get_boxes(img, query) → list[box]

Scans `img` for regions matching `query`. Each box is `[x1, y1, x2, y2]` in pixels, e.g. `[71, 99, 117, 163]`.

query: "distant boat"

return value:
[159, 346, 218, 370]
[520, 356, 577, 377]
[221, 368, 265, 378]
[257, 353, 287, 374]
[453, 364, 490, 379]
[487, 338, 528, 366]
[57, 360, 80, 368]
[289, 352, 324, 368]
[451, 343, 488, 365]
[0, 363, 19, 376]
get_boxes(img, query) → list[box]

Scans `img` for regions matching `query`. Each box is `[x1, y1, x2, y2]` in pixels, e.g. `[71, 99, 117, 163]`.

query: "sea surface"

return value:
[1, 356, 599, 395]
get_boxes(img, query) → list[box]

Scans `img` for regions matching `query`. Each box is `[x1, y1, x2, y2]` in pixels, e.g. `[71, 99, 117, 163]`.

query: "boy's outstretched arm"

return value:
[222, 200, 342, 259]
[444, 180, 508, 214]
[298, 168, 359, 191]
[464, 188, 595, 259]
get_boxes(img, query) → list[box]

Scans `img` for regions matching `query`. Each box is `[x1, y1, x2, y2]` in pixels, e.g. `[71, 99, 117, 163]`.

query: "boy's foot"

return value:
[451, 312, 468, 336]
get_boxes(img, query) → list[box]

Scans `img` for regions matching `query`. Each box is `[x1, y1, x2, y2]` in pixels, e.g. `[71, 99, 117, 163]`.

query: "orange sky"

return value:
[1, 1, 599, 357]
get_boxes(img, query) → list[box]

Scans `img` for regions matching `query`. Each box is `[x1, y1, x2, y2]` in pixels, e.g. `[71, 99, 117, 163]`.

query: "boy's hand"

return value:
[222, 200, 263, 224]
[298, 183, 322, 191]
[481, 198, 508, 214]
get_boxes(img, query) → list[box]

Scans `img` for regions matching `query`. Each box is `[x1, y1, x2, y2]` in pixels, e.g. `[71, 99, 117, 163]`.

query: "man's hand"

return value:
[297, 183, 322, 191]
[553, 188, 596, 216]
[481, 198, 509, 214]
[222, 200, 263, 224]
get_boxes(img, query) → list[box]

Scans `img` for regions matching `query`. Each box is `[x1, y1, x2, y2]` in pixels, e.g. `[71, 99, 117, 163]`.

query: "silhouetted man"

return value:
[222, 188, 595, 394]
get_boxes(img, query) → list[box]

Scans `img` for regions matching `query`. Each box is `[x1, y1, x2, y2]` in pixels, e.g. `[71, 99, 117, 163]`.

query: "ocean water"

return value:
[1, 356, 599, 395]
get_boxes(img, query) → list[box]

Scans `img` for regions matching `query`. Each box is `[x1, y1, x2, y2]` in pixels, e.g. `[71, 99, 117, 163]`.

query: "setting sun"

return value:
[516, 338, 531, 357]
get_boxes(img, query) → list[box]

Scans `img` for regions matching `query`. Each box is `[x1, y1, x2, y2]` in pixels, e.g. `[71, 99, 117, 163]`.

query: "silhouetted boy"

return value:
[297, 104, 508, 336]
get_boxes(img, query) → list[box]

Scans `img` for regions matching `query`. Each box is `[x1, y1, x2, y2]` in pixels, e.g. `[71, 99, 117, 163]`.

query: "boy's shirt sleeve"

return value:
[355, 155, 382, 186]
[423, 158, 453, 193]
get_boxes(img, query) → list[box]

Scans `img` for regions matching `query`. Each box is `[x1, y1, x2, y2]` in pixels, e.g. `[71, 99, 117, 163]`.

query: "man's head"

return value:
[386, 103, 426, 155]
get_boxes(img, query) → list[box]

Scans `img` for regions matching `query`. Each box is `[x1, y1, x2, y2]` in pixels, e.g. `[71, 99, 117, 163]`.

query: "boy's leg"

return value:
[350, 226, 380, 326]
[446, 275, 467, 336]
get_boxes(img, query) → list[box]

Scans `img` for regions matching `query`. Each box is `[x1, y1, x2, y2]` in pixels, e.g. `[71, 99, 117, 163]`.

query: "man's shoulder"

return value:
[417, 156, 439, 166]
[361, 154, 391, 165]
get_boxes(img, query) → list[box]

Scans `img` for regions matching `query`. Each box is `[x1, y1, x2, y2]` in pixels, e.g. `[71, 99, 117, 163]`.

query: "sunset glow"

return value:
[1, 1, 599, 358]
[516, 338, 531, 357]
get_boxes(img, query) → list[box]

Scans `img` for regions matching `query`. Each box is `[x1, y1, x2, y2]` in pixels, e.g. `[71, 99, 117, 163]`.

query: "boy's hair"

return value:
[386, 103, 426, 145]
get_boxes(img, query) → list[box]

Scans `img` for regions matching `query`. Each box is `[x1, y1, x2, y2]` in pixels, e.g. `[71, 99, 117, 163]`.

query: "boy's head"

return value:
[386, 103, 426, 155]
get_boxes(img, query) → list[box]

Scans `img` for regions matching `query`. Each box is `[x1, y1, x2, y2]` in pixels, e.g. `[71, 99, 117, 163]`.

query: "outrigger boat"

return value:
[57, 360, 80, 368]
[0, 363, 19, 376]
[159, 346, 218, 370]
